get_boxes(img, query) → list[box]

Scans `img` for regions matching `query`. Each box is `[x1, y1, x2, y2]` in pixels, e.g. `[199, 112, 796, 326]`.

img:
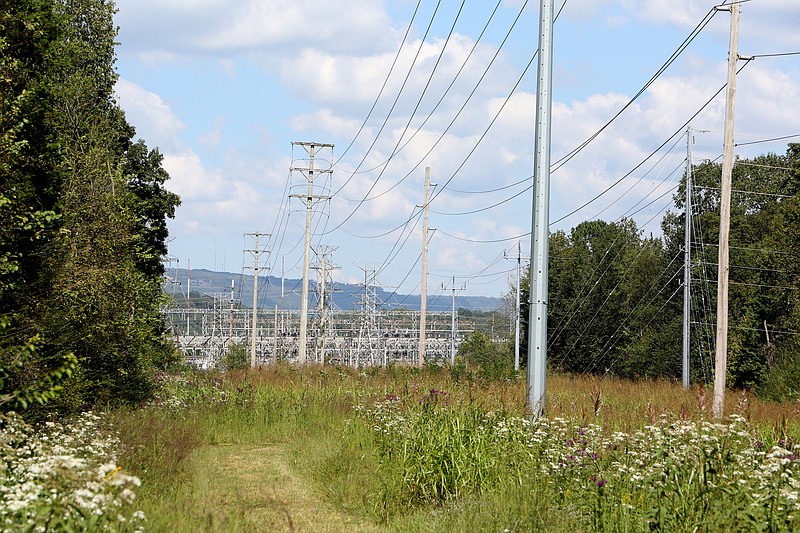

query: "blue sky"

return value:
[113, 0, 800, 301]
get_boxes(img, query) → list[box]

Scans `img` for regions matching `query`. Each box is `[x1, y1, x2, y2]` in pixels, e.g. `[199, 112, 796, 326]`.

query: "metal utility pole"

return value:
[273, 305, 278, 364]
[320, 252, 327, 364]
[682, 127, 694, 389]
[418, 167, 432, 367]
[290, 142, 333, 364]
[504, 242, 524, 372]
[355, 264, 380, 367]
[443, 276, 466, 365]
[527, 0, 554, 418]
[713, 2, 740, 420]
[244, 232, 269, 368]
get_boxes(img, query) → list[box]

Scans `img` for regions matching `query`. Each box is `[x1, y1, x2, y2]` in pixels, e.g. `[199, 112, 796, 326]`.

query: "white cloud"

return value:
[197, 118, 227, 149]
[622, 0, 710, 28]
[113, 0, 800, 296]
[116, 0, 395, 58]
[114, 78, 186, 152]
[162, 150, 225, 201]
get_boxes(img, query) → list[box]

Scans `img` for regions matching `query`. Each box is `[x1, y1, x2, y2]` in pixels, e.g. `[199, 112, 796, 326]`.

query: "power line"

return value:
[436, 228, 530, 244]
[327, 0, 445, 200]
[333, 0, 508, 182]
[331, 0, 423, 166]
[552, 60, 752, 226]
[751, 51, 800, 59]
[694, 323, 800, 336]
[694, 185, 796, 199]
[550, 6, 719, 173]
[330, 0, 535, 221]
[734, 133, 800, 147]
[332, 0, 468, 207]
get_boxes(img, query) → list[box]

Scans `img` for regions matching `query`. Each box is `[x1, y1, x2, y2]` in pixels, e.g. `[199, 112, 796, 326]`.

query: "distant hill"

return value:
[163, 268, 503, 312]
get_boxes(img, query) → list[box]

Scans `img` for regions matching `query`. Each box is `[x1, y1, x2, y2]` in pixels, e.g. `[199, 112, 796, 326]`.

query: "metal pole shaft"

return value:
[251, 236, 259, 368]
[320, 253, 327, 364]
[229, 279, 234, 350]
[187, 258, 191, 336]
[451, 277, 456, 365]
[299, 145, 315, 364]
[714, 2, 740, 419]
[527, 0, 554, 418]
[682, 127, 693, 388]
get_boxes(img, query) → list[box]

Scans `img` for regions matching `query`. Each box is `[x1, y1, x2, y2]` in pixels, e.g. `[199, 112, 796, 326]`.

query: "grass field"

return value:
[101, 364, 800, 532]
[6, 364, 796, 531]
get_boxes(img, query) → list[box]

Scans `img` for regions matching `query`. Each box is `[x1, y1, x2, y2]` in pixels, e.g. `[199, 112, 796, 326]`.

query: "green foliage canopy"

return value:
[0, 0, 181, 415]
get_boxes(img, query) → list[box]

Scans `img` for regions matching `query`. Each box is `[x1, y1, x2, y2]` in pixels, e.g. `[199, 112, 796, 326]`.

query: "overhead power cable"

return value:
[436, 229, 531, 244]
[734, 133, 800, 147]
[326, 0, 533, 234]
[552, 60, 752, 226]
[327, 0, 444, 200]
[751, 51, 800, 59]
[331, 0, 422, 166]
[333, 0, 467, 209]
[550, 6, 719, 174]
[333, 0, 506, 180]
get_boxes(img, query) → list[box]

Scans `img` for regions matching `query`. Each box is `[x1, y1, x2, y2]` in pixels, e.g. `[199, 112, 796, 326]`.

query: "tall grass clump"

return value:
[353, 383, 800, 531]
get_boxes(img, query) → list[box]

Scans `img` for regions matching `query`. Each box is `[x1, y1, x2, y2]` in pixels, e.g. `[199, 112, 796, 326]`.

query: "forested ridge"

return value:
[1, 0, 180, 415]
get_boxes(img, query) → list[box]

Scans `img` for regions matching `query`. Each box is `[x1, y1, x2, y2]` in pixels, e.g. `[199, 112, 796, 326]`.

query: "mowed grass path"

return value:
[188, 444, 384, 532]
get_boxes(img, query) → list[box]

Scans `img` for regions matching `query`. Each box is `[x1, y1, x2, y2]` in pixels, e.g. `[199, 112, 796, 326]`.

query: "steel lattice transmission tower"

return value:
[355, 264, 381, 367]
[311, 245, 340, 364]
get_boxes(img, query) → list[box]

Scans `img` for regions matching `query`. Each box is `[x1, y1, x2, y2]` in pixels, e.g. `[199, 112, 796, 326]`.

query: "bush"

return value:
[0, 411, 145, 530]
[220, 344, 249, 371]
[456, 330, 514, 381]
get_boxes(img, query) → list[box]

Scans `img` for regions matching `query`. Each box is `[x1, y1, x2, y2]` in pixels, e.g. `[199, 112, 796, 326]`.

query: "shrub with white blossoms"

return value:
[0, 411, 145, 532]
[358, 396, 800, 530]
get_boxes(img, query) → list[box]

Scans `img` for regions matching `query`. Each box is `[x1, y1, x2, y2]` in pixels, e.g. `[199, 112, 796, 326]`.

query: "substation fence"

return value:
[162, 306, 480, 370]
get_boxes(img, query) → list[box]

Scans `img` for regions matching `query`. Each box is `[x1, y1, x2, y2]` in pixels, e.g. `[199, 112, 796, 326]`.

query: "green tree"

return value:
[1, 0, 180, 414]
[662, 144, 800, 395]
[456, 330, 513, 380]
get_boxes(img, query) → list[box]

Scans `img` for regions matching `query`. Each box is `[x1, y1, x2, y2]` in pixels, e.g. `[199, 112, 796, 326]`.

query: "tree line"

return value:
[1, 0, 180, 415]
[512, 144, 800, 400]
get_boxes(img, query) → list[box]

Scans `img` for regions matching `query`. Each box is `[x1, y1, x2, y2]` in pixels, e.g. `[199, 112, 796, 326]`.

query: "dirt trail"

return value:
[190, 445, 385, 532]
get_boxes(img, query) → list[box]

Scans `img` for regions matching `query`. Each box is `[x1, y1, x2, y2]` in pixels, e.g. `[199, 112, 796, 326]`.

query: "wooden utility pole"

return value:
[290, 142, 333, 364]
[418, 167, 432, 367]
[714, 2, 740, 419]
